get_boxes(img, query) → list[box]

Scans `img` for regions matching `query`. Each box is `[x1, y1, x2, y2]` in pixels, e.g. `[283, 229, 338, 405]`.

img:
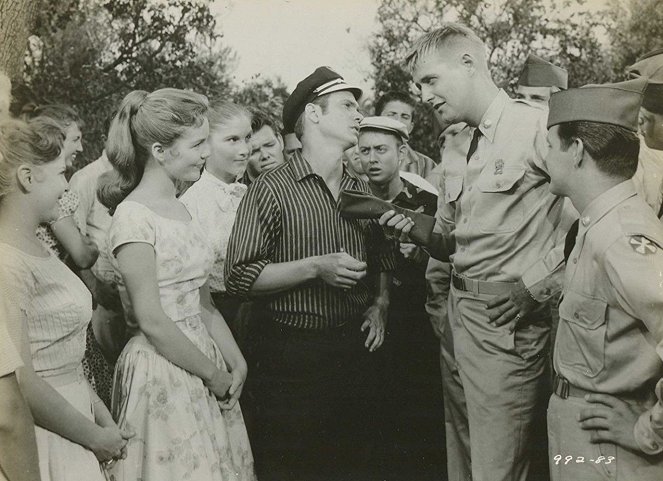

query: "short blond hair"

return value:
[405, 23, 487, 73]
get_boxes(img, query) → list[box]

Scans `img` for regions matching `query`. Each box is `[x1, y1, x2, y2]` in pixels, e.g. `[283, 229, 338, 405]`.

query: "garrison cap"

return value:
[547, 77, 647, 131]
[282, 67, 363, 134]
[626, 48, 663, 114]
[359, 116, 409, 141]
[517, 54, 568, 89]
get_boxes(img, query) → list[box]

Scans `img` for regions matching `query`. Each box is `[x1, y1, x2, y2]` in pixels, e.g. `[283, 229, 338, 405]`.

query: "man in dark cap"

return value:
[627, 48, 663, 217]
[516, 53, 568, 106]
[226, 67, 395, 481]
[545, 77, 663, 481]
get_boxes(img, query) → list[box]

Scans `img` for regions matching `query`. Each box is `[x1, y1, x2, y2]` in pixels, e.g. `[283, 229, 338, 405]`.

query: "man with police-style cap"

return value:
[356, 116, 444, 477]
[545, 76, 663, 481]
[516, 53, 568, 106]
[627, 48, 663, 217]
[226, 66, 396, 481]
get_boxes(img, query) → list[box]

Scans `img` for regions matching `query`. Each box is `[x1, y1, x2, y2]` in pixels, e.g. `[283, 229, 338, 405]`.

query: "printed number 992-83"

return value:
[553, 455, 615, 465]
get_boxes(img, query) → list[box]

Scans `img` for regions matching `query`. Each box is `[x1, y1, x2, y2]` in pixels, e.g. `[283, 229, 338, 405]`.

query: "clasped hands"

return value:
[206, 362, 248, 410]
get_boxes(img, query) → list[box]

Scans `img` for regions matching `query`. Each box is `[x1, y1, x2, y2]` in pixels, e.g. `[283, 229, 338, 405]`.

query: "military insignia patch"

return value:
[629, 235, 657, 255]
[494, 159, 504, 175]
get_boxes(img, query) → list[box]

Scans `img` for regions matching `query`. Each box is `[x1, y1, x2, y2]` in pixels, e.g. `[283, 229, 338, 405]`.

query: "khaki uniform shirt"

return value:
[553, 181, 663, 454]
[633, 138, 663, 215]
[400, 144, 436, 179]
[435, 90, 565, 299]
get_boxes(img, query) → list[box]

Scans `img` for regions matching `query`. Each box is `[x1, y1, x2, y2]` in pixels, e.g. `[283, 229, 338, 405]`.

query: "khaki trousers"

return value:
[443, 286, 550, 481]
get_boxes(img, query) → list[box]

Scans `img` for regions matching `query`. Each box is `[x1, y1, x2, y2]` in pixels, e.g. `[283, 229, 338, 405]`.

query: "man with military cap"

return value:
[545, 76, 663, 481]
[226, 66, 396, 481]
[516, 53, 568, 106]
[627, 48, 663, 217]
[380, 23, 569, 481]
[357, 116, 444, 478]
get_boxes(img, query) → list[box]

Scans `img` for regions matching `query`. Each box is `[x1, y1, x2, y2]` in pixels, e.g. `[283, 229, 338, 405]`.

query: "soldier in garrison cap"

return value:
[546, 77, 663, 481]
[226, 67, 397, 481]
[516, 53, 568, 106]
[627, 48, 663, 218]
[382, 23, 570, 481]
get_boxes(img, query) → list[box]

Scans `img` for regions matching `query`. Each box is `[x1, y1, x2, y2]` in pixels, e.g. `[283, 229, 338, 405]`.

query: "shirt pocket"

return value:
[443, 175, 463, 204]
[557, 291, 608, 378]
[475, 166, 526, 233]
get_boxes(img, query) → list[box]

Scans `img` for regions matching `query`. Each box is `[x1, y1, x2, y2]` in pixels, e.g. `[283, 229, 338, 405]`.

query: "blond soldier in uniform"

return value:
[545, 77, 663, 481]
[627, 48, 663, 217]
[515, 54, 568, 106]
[381, 23, 568, 481]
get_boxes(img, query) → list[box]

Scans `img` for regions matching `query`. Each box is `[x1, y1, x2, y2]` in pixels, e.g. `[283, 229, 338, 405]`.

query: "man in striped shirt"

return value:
[225, 67, 396, 481]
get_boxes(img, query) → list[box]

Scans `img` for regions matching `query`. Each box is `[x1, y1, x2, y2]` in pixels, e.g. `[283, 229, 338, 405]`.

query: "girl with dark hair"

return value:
[98, 89, 255, 480]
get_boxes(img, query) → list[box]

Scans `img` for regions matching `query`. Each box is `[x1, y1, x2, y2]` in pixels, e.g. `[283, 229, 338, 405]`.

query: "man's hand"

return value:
[400, 242, 428, 264]
[361, 301, 388, 352]
[378, 210, 414, 243]
[486, 279, 539, 331]
[578, 393, 645, 451]
[315, 252, 367, 289]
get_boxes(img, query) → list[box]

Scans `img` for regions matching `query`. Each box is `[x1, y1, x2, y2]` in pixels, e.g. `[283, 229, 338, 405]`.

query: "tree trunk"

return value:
[0, 0, 39, 80]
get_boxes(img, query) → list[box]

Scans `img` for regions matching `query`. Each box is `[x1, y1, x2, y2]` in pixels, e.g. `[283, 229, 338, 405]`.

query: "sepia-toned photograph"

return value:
[1, 0, 662, 480]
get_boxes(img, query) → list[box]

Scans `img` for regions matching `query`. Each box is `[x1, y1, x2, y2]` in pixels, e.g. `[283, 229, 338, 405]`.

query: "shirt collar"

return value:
[578, 180, 636, 233]
[200, 168, 245, 192]
[289, 149, 361, 189]
[477, 89, 508, 143]
[288, 150, 316, 182]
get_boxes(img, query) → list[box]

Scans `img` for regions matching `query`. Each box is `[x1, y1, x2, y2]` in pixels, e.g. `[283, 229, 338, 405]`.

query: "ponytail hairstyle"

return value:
[0, 117, 64, 201]
[97, 88, 208, 213]
[207, 100, 251, 133]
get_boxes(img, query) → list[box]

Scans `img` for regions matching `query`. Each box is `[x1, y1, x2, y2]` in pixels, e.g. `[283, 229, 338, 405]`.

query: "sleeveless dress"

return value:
[106, 201, 255, 481]
[0, 242, 103, 481]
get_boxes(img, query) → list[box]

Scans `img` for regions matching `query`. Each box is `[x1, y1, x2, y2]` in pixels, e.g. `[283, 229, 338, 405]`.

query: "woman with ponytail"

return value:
[0, 118, 131, 481]
[98, 89, 255, 480]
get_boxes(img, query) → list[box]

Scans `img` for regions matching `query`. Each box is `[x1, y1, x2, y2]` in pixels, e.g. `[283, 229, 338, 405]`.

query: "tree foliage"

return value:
[368, 0, 643, 160]
[233, 74, 290, 128]
[18, 0, 237, 168]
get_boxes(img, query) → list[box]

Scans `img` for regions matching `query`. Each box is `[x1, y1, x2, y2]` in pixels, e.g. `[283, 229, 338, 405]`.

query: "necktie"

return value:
[657, 199, 663, 219]
[466, 128, 481, 163]
[564, 219, 580, 263]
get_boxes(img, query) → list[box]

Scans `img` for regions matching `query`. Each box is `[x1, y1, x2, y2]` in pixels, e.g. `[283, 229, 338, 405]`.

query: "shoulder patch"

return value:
[629, 235, 658, 255]
[617, 202, 663, 249]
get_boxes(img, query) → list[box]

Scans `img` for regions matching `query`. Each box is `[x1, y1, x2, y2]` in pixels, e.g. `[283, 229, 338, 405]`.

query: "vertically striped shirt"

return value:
[225, 151, 397, 329]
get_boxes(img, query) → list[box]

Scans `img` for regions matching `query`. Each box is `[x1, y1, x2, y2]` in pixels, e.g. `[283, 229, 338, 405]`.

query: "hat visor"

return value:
[317, 83, 363, 100]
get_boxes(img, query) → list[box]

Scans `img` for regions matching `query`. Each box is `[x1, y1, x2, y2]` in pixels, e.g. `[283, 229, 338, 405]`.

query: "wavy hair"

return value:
[97, 88, 208, 212]
[0, 117, 64, 200]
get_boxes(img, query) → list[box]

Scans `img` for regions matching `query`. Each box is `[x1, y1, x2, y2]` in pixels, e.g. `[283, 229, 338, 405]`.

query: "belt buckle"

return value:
[453, 272, 467, 292]
[554, 375, 570, 399]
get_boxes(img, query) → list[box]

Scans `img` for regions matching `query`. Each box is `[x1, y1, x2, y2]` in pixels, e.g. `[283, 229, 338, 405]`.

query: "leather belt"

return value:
[553, 373, 595, 399]
[451, 270, 516, 296]
[553, 372, 655, 402]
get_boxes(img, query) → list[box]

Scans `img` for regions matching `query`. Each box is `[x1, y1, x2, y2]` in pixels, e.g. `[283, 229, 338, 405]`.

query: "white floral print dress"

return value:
[106, 201, 255, 481]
